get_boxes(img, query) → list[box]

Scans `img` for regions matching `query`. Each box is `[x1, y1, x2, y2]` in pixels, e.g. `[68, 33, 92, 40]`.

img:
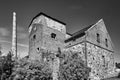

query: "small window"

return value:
[105, 38, 108, 47]
[33, 35, 36, 39]
[102, 55, 105, 67]
[51, 33, 56, 39]
[37, 47, 40, 52]
[97, 33, 100, 43]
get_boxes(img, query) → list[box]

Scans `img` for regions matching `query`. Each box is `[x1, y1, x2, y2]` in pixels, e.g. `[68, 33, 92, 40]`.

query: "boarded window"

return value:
[97, 33, 100, 43]
[51, 33, 56, 39]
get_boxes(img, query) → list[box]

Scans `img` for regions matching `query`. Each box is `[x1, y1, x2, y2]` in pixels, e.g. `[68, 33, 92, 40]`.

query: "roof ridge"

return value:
[28, 12, 66, 28]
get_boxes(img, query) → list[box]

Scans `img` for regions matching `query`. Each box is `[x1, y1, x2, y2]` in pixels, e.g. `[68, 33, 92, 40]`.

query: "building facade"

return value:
[28, 12, 116, 80]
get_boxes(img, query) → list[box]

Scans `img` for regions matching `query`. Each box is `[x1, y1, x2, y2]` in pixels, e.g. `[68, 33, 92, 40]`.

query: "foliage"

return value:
[9, 58, 53, 80]
[0, 51, 14, 80]
[59, 52, 91, 80]
[0, 49, 91, 80]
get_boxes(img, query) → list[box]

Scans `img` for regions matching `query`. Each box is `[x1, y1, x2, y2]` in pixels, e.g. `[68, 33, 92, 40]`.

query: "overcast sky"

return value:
[0, 0, 120, 62]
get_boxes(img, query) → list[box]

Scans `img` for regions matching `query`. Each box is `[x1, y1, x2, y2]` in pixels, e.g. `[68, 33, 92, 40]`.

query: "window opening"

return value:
[97, 33, 100, 43]
[33, 35, 36, 39]
[105, 38, 108, 47]
[51, 33, 56, 39]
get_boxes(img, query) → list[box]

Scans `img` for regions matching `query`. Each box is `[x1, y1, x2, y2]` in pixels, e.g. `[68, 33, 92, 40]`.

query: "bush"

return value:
[10, 58, 53, 80]
[59, 52, 91, 80]
[0, 51, 14, 80]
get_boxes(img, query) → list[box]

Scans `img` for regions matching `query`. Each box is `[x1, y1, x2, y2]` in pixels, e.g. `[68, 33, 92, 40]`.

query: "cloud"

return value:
[0, 40, 28, 48]
[17, 32, 28, 39]
[17, 26, 28, 40]
[0, 27, 10, 36]
[17, 26, 25, 32]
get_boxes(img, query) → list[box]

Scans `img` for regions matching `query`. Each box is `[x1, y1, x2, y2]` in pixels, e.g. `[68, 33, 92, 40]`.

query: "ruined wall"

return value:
[86, 42, 115, 80]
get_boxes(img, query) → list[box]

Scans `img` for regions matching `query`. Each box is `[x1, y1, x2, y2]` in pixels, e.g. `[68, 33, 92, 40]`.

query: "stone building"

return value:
[28, 12, 116, 80]
[28, 12, 66, 61]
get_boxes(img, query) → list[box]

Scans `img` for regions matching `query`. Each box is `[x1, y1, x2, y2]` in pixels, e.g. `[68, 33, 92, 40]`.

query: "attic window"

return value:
[105, 38, 108, 47]
[97, 33, 100, 43]
[51, 33, 56, 39]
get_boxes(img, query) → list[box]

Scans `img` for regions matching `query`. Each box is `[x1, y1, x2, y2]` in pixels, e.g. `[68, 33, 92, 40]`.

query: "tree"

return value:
[0, 51, 15, 80]
[10, 56, 53, 80]
[0, 48, 91, 80]
[59, 52, 91, 80]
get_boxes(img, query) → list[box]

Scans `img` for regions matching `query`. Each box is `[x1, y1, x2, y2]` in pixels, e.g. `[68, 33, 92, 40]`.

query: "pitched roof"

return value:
[29, 12, 66, 28]
[66, 32, 72, 36]
[72, 24, 93, 36]
[65, 24, 93, 43]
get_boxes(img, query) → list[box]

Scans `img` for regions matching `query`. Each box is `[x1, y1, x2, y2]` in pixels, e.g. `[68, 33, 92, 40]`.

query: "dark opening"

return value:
[102, 55, 105, 67]
[102, 55, 104, 58]
[105, 38, 108, 47]
[51, 33, 56, 39]
[37, 47, 40, 51]
[33, 34, 36, 39]
[97, 33, 100, 43]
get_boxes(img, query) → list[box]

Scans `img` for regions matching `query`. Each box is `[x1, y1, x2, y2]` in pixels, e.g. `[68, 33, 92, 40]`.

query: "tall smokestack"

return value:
[12, 12, 17, 59]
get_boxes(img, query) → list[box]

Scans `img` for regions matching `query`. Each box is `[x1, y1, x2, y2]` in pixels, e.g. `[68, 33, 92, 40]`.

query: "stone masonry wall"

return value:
[86, 42, 115, 80]
[65, 42, 86, 63]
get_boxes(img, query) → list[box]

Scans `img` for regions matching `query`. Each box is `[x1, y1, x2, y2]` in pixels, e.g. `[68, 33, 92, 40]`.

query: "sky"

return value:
[0, 0, 120, 62]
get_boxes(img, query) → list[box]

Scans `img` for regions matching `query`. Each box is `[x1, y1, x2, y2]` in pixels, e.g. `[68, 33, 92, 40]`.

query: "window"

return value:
[51, 33, 56, 39]
[33, 35, 36, 39]
[97, 33, 100, 43]
[102, 55, 105, 67]
[105, 38, 108, 47]
[37, 47, 40, 52]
